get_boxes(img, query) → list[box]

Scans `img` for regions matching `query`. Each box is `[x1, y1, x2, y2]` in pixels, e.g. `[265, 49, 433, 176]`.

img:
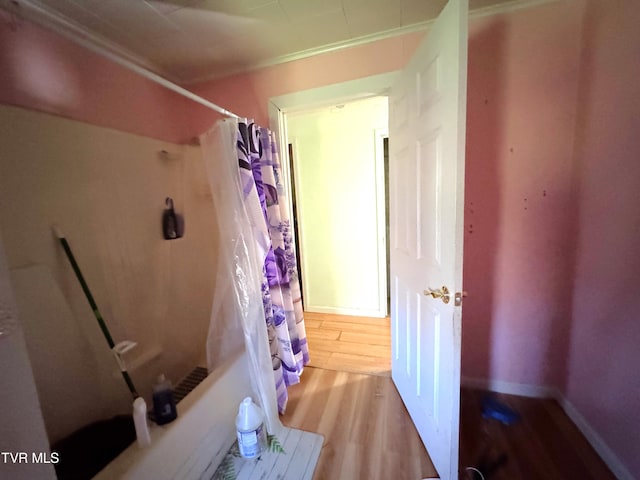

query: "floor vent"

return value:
[175, 366, 209, 404]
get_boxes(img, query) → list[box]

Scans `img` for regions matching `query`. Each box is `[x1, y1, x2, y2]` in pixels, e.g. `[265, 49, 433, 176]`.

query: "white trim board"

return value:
[557, 396, 634, 480]
[271, 76, 397, 324]
[305, 306, 387, 319]
[461, 376, 557, 398]
[270, 72, 397, 114]
[461, 377, 634, 480]
[374, 127, 389, 318]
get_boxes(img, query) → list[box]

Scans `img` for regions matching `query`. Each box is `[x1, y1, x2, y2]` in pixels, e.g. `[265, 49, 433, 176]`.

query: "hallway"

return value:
[303, 312, 391, 376]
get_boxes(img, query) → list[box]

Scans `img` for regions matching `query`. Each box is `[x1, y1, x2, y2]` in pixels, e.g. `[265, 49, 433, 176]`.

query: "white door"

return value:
[389, 0, 468, 478]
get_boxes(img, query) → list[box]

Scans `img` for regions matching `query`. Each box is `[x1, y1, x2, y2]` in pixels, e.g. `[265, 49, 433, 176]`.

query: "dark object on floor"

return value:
[465, 466, 486, 480]
[473, 452, 509, 479]
[481, 395, 520, 425]
[466, 437, 509, 479]
[464, 396, 516, 479]
[52, 415, 135, 480]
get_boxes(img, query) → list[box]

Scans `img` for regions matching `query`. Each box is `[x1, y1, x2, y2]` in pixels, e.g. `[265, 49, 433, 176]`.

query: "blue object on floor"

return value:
[482, 395, 521, 425]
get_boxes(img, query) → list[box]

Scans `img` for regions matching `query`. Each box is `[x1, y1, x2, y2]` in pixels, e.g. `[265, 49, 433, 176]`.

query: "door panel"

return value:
[417, 130, 443, 265]
[393, 145, 410, 255]
[389, 0, 468, 478]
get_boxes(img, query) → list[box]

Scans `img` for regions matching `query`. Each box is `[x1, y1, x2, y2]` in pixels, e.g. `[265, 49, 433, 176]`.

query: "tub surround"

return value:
[94, 350, 252, 479]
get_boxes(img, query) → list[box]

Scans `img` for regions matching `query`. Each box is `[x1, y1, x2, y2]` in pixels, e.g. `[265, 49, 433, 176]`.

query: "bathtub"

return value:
[94, 349, 253, 479]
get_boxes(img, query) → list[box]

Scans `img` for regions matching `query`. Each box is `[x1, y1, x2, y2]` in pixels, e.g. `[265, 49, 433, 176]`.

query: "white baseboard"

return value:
[461, 376, 557, 398]
[462, 377, 633, 480]
[557, 395, 634, 480]
[305, 305, 386, 318]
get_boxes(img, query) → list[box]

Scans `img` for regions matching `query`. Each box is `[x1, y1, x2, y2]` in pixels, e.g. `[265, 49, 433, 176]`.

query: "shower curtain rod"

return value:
[136, 66, 242, 120]
[13, 0, 242, 120]
[123, 63, 242, 120]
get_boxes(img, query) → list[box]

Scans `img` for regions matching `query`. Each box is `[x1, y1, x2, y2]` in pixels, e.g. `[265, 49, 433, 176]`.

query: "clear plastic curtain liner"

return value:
[199, 119, 282, 435]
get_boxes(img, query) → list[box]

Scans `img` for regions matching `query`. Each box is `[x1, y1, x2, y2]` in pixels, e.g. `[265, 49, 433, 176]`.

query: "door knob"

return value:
[424, 286, 450, 304]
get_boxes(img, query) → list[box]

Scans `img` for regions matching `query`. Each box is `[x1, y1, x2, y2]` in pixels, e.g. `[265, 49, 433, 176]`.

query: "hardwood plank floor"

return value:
[281, 366, 437, 480]
[304, 311, 391, 376]
[459, 388, 616, 480]
[298, 312, 614, 479]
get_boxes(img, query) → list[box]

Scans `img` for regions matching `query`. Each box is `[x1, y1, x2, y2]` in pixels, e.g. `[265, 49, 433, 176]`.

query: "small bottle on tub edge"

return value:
[152, 374, 178, 425]
[133, 397, 151, 447]
[236, 397, 268, 458]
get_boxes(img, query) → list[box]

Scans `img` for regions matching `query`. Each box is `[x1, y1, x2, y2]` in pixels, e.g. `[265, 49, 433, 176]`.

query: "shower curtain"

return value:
[201, 118, 309, 422]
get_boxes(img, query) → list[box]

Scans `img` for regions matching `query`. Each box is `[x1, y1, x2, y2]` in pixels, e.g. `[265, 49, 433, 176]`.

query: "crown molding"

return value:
[184, 21, 432, 84]
[470, 0, 561, 19]
[4, 0, 561, 86]
[184, 0, 561, 84]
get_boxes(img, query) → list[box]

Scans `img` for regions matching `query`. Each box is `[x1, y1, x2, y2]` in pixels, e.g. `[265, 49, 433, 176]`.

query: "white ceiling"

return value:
[4, 0, 535, 84]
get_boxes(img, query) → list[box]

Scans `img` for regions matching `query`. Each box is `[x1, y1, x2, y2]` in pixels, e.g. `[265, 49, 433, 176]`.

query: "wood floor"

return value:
[459, 388, 616, 480]
[294, 312, 615, 480]
[303, 311, 391, 376]
[281, 366, 437, 480]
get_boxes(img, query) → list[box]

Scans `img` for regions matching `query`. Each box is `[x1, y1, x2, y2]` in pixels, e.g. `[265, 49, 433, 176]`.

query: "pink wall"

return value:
[195, 13, 639, 475]
[0, 8, 422, 140]
[189, 31, 424, 130]
[2, 0, 637, 473]
[465, 1, 639, 473]
[0, 9, 195, 144]
[565, 0, 640, 475]
[191, 2, 587, 391]
[462, 2, 584, 387]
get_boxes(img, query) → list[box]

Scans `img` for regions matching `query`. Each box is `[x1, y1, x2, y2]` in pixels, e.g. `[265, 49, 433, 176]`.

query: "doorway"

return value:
[269, 72, 437, 476]
[285, 96, 389, 319]
[283, 97, 391, 376]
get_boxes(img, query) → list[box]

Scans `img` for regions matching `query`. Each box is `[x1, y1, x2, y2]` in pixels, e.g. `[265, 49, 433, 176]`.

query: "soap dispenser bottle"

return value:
[152, 374, 177, 425]
[162, 197, 178, 239]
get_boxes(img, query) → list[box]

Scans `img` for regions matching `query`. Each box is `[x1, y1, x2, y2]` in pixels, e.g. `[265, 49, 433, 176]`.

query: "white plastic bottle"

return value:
[133, 397, 151, 447]
[235, 397, 267, 459]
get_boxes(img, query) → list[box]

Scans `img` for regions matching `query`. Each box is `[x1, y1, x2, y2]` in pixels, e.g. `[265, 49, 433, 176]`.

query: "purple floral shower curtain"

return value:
[235, 120, 309, 413]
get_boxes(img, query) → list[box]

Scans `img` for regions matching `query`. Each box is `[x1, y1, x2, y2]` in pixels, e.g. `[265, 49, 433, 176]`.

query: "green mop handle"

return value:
[52, 225, 138, 398]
